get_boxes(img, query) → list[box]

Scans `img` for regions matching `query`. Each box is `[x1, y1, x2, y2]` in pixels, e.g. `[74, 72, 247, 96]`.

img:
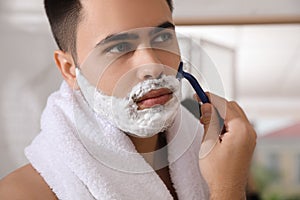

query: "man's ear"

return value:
[54, 50, 79, 90]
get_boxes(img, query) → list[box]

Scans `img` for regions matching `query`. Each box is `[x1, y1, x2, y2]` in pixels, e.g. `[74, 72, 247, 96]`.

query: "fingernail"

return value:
[202, 105, 212, 117]
[193, 94, 199, 101]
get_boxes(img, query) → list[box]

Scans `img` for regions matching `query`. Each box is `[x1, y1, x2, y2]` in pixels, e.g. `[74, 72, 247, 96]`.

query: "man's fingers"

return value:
[205, 92, 247, 122]
[199, 103, 212, 134]
[199, 103, 224, 137]
[194, 92, 253, 135]
[198, 105, 223, 158]
[193, 93, 227, 119]
[205, 92, 227, 119]
[194, 93, 224, 132]
[200, 104, 212, 123]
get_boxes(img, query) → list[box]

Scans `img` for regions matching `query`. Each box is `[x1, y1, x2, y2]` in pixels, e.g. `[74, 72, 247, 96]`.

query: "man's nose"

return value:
[135, 48, 164, 80]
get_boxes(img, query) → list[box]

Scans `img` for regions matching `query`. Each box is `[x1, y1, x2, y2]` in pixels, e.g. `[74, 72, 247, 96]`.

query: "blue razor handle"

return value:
[176, 62, 210, 104]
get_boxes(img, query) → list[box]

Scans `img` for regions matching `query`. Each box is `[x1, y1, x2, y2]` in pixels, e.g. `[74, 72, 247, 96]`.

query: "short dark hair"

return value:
[44, 0, 173, 59]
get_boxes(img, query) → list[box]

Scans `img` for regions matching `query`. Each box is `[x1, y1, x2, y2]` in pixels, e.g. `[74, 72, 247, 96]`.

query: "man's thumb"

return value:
[200, 103, 212, 133]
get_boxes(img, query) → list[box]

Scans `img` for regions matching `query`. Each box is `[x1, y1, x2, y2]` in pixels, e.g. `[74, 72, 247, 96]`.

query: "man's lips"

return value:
[135, 88, 173, 110]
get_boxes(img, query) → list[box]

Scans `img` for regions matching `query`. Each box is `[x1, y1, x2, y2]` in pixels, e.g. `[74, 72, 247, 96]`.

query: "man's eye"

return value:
[152, 32, 173, 44]
[106, 42, 133, 53]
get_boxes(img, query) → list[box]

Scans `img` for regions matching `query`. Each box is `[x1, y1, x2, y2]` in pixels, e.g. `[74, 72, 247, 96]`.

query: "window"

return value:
[267, 153, 279, 176]
[297, 154, 300, 184]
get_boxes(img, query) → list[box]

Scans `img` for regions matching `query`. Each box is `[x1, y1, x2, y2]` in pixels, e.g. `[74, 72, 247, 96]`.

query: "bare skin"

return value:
[0, 133, 177, 200]
[0, 0, 256, 199]
[121, 132, 178, 199]
[0, 164, 58, 200]
[0, 0, 179, 198]
[0, 91, 256, 200]
[197, 93, 257, 199]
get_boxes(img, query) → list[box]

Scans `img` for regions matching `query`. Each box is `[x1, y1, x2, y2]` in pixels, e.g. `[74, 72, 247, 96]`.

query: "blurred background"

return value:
[0, 0, 299, 199]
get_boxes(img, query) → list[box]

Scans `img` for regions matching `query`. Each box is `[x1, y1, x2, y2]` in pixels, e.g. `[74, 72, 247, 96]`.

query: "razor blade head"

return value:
[176, 61, 184, 80]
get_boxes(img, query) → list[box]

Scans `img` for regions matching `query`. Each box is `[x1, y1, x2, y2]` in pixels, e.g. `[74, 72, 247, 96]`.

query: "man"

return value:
[0, 0, 256, 199]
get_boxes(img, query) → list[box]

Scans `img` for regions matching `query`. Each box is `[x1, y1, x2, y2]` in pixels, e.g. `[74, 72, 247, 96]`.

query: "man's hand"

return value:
[196, 93, 257, 200]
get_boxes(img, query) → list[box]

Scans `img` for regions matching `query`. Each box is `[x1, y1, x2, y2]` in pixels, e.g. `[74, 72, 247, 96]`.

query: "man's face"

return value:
[75, 0, 180, 99]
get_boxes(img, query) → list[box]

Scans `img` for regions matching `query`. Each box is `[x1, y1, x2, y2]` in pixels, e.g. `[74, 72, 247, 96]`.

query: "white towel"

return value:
[25, 81, 209, 200]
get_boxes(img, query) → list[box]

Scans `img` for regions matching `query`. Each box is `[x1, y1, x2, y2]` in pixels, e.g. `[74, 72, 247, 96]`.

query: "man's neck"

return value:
[128, 133, 165, 167]
[128, 133, 159, 153]
[128, 133, 178, 199]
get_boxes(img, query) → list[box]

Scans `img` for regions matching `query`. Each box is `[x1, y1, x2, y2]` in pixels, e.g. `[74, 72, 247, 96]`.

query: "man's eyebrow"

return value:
[150, 21, 175, 35]
[95, 21, 175, 48]
[157, 21, 175, 29]
[96, 33, 139, 47]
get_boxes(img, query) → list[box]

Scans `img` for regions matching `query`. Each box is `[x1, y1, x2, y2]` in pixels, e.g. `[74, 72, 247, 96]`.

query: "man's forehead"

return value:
[77, 0, 173, 63]
[80, 0, 172, 30]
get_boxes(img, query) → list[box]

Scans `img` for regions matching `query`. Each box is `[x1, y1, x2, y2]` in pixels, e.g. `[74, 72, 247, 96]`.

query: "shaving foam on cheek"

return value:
[75, 68, 181, 138]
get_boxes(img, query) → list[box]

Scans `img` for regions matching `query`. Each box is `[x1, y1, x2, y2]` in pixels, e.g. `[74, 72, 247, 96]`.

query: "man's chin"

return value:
[125, 131, 159, 139]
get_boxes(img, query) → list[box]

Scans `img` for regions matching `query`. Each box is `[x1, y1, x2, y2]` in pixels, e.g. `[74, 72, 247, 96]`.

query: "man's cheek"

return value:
[96, 69, 139, 98]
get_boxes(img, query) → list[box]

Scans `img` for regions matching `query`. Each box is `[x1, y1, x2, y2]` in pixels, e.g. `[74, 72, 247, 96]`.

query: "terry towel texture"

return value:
[25, 82, 209, 200]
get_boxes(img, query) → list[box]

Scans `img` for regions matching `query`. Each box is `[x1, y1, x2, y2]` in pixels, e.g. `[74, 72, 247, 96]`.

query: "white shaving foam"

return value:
[75, 68, 181, 138]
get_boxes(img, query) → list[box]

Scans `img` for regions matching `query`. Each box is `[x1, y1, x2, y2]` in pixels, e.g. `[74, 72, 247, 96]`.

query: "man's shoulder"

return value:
[0, 164, 58, 200]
